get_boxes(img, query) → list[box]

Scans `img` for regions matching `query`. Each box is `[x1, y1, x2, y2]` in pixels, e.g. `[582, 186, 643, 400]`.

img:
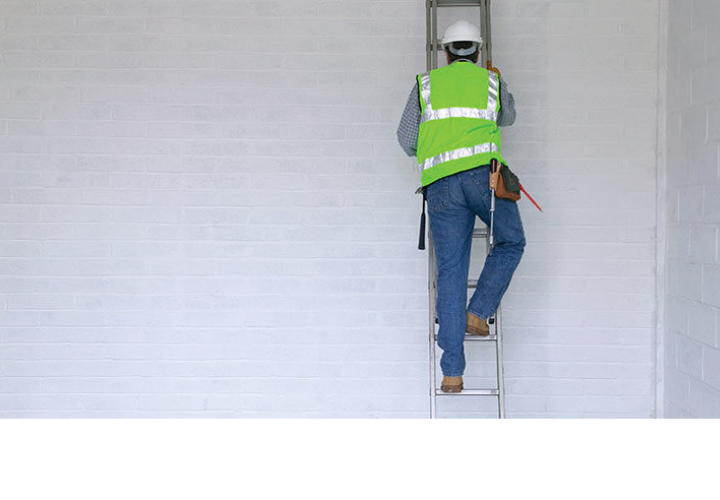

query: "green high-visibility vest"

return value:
[417, 62, 505, 187]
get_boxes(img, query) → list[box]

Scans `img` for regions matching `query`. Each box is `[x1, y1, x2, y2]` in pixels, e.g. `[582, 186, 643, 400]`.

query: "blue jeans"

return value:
[426, 166, 525, 377]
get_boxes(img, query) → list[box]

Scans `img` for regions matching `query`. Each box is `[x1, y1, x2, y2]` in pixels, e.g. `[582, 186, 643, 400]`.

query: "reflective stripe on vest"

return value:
[420, 142, 499, 172]
[419, 71, 499, 124]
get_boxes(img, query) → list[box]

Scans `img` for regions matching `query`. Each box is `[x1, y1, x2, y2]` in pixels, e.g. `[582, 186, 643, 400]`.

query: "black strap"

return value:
[418, 189, 427, 251]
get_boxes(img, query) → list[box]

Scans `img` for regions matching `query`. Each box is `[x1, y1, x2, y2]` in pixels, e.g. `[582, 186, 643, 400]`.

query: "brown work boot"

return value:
[466, 312, 490, 336]
[441, 376, 463, 393]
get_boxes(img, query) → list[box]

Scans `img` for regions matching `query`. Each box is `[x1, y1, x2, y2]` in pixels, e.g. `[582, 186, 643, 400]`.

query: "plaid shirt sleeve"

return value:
[396, 81, 420, 157]
[497, 76, 516, 127]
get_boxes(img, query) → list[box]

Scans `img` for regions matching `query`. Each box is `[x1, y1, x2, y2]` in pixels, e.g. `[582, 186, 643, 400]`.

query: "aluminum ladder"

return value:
[425, 0, 506, 419]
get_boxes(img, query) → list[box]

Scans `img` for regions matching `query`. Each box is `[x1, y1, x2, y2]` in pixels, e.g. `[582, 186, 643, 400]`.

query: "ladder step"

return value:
[464, 334, 497, 342]
[435, 389, 498, 396]
[436, 0, 483, 6]
[468, 279, 478, 288]
[434, 334, 497, 342]
[473, 228, 488, 238]
[433, 316, 495, 324]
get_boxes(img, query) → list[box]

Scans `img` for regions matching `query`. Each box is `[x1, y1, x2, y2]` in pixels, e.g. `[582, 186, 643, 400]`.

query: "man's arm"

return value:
[396, 81, 421, 157]
[497, 76, 516, 127]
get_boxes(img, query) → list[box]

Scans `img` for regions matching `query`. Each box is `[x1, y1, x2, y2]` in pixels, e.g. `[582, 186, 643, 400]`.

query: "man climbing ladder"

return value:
[396, 20, 525, 394]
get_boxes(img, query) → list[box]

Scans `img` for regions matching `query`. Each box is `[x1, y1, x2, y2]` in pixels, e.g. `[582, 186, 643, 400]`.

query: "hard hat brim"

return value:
[442, 34, 483, 46]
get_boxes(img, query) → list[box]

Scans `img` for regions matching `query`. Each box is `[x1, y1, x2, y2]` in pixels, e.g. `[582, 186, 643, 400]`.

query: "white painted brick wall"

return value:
[1, 0, 659, 418]
[664, 0, 720, 418]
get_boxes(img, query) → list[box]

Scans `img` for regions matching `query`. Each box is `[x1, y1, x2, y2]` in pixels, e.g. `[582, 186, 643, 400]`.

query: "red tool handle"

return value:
[520, 184, 543, 212]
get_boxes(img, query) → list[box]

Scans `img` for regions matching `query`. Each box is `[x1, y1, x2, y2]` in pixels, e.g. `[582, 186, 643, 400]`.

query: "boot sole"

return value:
[441, 384, 463, 393]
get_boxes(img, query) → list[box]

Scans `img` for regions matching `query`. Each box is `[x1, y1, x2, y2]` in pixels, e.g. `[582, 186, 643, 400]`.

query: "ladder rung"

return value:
[435, 316, 496, 326]
[473, 228, 488, 238]
[434, 334, 497, 342]
[435, 389, 498, 396]
[464, 334, 497, 342]
[435, 0, 483, 6]
[468, 280, 478, 288]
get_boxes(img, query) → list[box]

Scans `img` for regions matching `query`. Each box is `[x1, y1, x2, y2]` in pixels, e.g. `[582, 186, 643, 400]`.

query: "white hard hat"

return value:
[442, 20, 483, 47]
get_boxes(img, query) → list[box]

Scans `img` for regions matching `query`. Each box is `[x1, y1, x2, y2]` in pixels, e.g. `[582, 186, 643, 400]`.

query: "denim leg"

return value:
[426, 176, 474, 377]
[462, 170, 526, 320]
